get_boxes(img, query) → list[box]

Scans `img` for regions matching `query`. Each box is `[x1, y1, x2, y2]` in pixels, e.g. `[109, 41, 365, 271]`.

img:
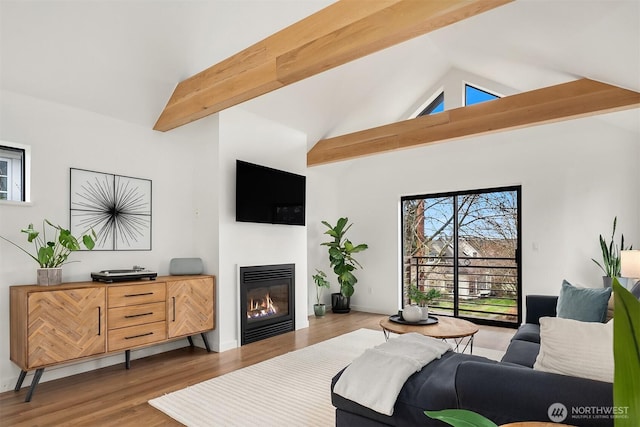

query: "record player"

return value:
[91, 266, 157, 283]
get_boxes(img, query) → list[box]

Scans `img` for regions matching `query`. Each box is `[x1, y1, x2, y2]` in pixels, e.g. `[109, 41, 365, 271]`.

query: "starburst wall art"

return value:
[70, 168, 152, 250]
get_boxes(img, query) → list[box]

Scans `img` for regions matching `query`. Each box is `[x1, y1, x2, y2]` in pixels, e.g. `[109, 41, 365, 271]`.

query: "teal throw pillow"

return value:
[556, 280, 612, 322]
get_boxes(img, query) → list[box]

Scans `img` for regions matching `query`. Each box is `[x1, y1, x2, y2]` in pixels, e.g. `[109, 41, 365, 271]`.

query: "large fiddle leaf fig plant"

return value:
[321, 217, 368, 298]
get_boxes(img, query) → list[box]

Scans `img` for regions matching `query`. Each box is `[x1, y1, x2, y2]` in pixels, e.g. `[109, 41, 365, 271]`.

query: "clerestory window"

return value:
[416, 83, 501, 118]
[465, 84, 499, 106]
[418, 92, 444, 116]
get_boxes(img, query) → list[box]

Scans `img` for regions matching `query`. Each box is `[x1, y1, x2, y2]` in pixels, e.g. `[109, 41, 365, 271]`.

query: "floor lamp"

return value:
[621, 250, 640, 298]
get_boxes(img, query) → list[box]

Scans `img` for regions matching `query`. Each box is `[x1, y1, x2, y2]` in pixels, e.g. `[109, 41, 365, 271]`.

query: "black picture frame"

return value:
[70, 168, 152, 250]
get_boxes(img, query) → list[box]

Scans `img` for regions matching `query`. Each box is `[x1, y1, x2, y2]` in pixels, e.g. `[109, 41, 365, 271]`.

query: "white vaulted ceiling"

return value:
[1, 0, 638, 145]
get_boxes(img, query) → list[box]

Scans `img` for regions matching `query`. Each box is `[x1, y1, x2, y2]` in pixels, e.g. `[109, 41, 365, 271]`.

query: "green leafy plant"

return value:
[321, 217, 368, 298]
[613, 278, 639, 427]
[312, 269, 331, 305]
[0, 219, 96, 268]
[424, 409, 497, 427]
[408, 284, 442, 306]
[592, 217, 632, 277]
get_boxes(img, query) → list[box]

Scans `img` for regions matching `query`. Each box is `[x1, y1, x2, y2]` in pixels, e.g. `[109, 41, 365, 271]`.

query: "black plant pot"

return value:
[331, 292, 351, 313]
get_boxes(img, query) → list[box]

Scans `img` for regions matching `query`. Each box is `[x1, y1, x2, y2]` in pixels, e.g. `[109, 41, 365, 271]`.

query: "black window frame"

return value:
[400, 185, 522, 328]
[464, 84, 499, 106]
[418, 92, 444, 116]
[0, 145, 26, 202]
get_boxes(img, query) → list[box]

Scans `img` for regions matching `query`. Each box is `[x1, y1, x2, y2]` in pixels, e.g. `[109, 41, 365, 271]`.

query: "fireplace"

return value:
[240, 264, 295, 345]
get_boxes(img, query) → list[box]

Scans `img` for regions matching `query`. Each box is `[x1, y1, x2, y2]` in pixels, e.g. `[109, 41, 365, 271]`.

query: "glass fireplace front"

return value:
[240, 264, 295, 345]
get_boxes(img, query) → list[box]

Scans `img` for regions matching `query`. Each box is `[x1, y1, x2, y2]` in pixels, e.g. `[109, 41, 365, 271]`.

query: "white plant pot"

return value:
[37, 268, 62, 286]
[420, 305, 429, 320]
[603, 276, 627, 288]
[402, 304, 422, 322]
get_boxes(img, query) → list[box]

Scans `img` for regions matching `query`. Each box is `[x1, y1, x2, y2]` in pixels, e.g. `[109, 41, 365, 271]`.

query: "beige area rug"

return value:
[148, 328, 504, 427]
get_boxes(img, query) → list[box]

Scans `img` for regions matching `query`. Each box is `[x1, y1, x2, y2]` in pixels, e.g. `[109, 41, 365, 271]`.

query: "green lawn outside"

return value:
[431, 298, 517, 315]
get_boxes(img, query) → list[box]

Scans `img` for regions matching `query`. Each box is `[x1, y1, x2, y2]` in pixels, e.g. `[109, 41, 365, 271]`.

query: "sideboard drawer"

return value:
[108, 302, 166, 330]
[108, 282, 166, 307]
[108, 321, 166, 351]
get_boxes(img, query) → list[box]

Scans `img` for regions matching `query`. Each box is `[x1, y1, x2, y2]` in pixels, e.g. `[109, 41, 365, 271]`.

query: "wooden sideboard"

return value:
[10, 275, 215, 401]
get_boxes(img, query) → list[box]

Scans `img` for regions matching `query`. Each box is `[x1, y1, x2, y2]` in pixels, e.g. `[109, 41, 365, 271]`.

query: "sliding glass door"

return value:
[401, 186, 521, 327]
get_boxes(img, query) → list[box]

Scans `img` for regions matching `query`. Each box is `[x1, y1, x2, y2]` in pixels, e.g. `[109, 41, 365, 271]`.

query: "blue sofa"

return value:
[331, 295, 613, 426]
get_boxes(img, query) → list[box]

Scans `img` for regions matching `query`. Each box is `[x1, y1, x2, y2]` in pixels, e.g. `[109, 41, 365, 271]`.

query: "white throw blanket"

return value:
[333, 332, 451, 416]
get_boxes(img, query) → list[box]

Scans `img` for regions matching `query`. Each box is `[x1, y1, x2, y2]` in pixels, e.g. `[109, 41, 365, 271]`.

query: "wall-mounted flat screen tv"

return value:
[236, 160, 306, 226]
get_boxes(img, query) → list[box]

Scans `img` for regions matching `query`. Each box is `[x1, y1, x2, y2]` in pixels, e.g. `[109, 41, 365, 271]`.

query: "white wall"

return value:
[0, 90, 309, 391]
[216, 107, 309, 351]
[0, 90, 219, 392]
[1, 86, 638, 392]
[307, 116, 640, 316]
[306, 164, 341, 308]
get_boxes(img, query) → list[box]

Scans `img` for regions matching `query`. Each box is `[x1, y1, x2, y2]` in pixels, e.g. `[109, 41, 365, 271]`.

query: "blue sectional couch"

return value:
[331, 295, 613, 426]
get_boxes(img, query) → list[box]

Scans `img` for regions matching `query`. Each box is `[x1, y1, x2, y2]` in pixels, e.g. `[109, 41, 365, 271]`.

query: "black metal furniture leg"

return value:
[125, 350, 131, 369]
[201, 333, 212, 353]
[14, 370, 27, 392]
[24, 368, 44, 402]
[187, 336, 194, 347]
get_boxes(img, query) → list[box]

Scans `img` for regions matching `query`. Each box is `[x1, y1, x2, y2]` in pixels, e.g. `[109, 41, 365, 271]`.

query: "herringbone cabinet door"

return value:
[167, 278, 215, 338]
[27, 288, 106, 368]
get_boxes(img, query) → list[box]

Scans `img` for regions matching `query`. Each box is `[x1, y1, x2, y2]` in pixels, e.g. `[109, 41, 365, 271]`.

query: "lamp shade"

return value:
[621, 250, 640, 278]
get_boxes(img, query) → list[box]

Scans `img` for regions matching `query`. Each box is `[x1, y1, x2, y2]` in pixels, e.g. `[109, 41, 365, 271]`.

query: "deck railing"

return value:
[404, 255, 518, 324]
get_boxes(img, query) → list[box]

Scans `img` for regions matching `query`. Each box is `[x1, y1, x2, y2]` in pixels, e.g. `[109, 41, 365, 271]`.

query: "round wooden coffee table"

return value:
[379, 316, 479, 353]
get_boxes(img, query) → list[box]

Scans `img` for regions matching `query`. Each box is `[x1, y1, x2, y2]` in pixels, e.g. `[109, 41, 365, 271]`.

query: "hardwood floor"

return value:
[0, 312, 515, 427]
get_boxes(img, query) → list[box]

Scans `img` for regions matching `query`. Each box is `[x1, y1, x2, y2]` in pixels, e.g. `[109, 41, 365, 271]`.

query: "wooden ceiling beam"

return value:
[154, 0, 512, 131]
[275, 0, 512, 85]
[307, 79, 640, 166]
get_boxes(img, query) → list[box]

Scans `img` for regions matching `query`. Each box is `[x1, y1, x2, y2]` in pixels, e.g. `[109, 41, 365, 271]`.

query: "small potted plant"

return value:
[407, 284, 441, 320]
[0, 219, 96, 285]
[312, 269, 331, 317]
[321, 217, 368, 313]
[592, 216, 633, 287]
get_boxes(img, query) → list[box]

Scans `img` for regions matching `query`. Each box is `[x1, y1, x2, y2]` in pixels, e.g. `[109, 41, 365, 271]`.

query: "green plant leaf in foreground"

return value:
[613, 278, 640, 427]
[424, 409, 497, 427]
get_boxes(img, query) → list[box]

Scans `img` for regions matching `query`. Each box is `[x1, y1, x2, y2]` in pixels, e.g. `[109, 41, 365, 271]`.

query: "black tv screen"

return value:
[236, 160, 306, 226]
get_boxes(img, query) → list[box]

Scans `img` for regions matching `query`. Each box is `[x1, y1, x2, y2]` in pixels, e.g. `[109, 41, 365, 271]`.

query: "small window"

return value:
[418, 92, 444, 116]
[465, 84, 499, 106]
[0, 143, 29, 202]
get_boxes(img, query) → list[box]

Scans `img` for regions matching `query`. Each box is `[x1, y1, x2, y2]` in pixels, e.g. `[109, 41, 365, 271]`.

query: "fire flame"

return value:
[247, 293, 278, 319]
